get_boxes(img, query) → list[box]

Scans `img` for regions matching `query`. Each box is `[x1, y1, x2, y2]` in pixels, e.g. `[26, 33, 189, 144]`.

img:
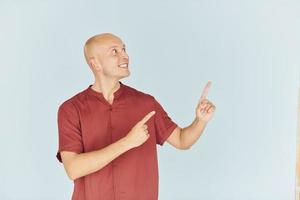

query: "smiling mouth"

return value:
[118, 63, 128, 68]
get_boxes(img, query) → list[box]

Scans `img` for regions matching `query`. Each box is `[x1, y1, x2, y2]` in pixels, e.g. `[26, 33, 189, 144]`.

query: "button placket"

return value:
[109, 105, 113, 129]
[108, 104, 118, 200]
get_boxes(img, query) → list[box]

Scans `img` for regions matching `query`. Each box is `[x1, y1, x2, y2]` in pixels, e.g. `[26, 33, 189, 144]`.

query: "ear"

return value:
[89, 57, 102, 72]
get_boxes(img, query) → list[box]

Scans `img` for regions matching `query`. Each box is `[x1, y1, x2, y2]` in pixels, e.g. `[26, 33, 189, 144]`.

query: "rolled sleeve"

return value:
[152, 97, 178, 146]
[56, 101, 83, 163]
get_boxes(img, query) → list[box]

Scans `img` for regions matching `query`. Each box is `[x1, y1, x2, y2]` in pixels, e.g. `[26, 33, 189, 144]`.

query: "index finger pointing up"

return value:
[200, 81, 212, 100]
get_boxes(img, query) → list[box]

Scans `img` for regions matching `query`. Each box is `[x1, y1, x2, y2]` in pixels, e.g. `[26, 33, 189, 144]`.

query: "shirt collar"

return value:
[86, 81, 125, 101]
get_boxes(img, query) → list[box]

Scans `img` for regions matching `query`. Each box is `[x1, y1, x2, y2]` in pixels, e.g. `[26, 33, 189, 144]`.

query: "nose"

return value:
[121, 51, 129, 60]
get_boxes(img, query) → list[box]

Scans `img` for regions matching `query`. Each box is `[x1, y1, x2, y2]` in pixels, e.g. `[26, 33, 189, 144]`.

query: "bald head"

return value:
[83, 33, 123, 67]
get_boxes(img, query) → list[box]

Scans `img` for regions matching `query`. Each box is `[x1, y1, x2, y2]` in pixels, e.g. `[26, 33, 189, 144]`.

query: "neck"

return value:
[91, 78, 121, 102]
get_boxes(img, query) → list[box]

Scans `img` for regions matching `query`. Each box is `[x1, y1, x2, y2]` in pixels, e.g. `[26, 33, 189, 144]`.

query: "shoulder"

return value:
[123, 84, 169, 112]
[57, 88, 87, 114]
[123, 84, 156, 104]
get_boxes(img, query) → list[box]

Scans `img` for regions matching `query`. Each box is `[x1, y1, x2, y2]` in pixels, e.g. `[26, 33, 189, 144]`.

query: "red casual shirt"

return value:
[56, 81, 178, 200]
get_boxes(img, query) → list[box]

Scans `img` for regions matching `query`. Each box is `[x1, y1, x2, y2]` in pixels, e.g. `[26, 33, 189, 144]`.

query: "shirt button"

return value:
[109, 107, 113, 111]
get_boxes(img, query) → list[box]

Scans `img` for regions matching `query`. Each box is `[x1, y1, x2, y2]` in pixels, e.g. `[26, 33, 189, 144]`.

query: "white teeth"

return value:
[119, 64, 128, 68]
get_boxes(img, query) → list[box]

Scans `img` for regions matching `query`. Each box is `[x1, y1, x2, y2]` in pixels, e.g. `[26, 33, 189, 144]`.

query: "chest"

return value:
[79, 98, 155, 151]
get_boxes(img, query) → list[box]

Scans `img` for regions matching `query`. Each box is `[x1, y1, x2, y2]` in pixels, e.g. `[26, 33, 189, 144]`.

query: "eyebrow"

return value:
[107, 44, 126, 51]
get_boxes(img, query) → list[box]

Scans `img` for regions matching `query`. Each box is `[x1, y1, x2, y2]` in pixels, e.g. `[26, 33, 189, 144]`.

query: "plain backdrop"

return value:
[1, 0, 300, 199]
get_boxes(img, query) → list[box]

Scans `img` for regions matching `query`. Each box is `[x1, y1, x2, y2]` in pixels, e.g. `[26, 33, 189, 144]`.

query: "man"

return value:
[56, 33, 216, 200]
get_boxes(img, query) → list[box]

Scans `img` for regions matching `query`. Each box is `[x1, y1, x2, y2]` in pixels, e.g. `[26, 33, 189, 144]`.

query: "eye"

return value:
[122, 48, 126, 52]
[112, 48, 117, 55]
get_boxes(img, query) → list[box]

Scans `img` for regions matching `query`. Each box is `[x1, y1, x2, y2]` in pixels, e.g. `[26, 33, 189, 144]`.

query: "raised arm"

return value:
[166, 81, 216, 149]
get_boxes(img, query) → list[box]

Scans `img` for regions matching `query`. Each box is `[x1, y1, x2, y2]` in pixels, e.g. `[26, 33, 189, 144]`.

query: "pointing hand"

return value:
[195, 81, 216, 123]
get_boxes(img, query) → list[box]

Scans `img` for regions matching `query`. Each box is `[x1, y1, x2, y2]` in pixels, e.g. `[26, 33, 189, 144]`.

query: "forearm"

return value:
[180, 118, 207, 149]
[69, 137, 132, 180]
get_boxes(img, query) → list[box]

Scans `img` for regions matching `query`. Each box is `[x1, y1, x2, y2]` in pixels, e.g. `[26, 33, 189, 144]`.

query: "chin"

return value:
[123, 70, 130, 76]
[118, 71, 130, 79]
[123, 73, 130, 78]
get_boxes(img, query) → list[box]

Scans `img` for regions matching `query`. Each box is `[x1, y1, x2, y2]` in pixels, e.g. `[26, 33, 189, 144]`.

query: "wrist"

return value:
[194, 117, 207, 127]
[119, 136, 133, 151]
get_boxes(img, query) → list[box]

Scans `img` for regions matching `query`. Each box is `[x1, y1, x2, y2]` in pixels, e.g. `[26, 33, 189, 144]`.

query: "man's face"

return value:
[95, 37, 130, 79]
